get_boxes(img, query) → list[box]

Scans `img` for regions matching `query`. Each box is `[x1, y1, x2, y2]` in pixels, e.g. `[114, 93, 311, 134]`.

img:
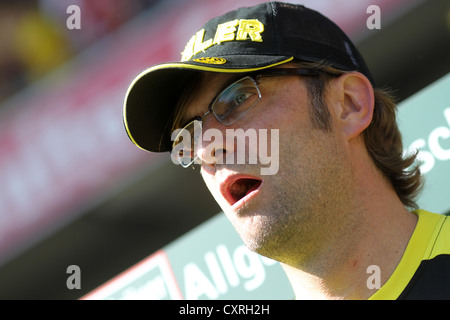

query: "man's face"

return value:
[180, 67, 358, 265]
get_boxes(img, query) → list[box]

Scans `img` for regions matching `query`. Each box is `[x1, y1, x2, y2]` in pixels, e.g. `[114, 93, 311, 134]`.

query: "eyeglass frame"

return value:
[172, 67, 336, 168]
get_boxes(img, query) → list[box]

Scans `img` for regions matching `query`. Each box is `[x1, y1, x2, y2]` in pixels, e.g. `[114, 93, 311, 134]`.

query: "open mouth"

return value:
[226, 178, 262, 206]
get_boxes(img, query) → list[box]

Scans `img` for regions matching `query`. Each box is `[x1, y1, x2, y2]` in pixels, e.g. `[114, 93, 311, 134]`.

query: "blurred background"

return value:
[0, 0, 448, 299]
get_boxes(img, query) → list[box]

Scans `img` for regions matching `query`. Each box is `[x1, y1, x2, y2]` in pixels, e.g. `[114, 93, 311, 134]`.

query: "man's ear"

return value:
[332, 72, 375, 140]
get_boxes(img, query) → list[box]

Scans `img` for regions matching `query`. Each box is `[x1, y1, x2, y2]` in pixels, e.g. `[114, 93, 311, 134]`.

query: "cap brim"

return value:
[123, 55, 293, 152]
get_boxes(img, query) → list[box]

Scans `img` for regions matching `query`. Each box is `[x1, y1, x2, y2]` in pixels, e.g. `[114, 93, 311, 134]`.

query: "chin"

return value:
[231, 213, 286, 258]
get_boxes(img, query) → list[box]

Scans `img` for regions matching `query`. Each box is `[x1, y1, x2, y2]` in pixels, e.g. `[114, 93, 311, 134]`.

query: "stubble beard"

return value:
[234, 140, 360, 275]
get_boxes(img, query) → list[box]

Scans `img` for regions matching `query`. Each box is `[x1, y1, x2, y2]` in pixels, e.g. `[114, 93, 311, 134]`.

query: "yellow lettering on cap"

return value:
[180, 18, 265, 62]
[214, 19, 239, 44]
[236, 19, 264, 42]
[181, 34, 196, 61]
[193, 29, 213, 54]
[181, 29, 213, 61]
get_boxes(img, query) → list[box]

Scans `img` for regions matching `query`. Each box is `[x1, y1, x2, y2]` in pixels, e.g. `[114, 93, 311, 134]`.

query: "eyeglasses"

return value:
[171, 68, 324, 168]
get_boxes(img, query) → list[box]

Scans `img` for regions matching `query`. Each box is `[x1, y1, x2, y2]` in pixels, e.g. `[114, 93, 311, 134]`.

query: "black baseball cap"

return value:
[124, 1, 375, 153]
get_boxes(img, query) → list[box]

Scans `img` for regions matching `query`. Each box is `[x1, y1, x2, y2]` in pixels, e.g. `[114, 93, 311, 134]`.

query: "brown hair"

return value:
[301, 61, 423, 209]
[171, 72, 203, 133]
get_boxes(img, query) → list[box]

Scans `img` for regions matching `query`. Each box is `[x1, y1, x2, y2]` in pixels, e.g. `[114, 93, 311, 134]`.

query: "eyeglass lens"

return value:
[172, 76, 261, 167]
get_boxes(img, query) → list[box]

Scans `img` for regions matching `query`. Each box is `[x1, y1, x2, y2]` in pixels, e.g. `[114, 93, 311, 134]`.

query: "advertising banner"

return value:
[399, 73, 450, 214]
[83, 214, 294, 300]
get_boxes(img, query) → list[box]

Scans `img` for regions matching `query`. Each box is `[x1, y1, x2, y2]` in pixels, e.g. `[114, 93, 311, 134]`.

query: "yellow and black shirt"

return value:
[369, 209, 450, 300]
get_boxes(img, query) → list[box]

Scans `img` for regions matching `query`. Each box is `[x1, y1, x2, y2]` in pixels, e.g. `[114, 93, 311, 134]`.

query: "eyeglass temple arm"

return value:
[255, 67, 342, 81]
[255, 68, 321, 79]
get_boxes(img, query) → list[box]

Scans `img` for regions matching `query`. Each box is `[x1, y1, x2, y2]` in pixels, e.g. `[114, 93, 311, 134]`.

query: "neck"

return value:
[282, 155, 418, 300]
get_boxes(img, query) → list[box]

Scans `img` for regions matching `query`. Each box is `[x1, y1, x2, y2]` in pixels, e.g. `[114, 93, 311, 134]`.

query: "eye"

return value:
[212, 77, 260, 124]
[225, 91, 255, 115]
[233, 92, 253, 106]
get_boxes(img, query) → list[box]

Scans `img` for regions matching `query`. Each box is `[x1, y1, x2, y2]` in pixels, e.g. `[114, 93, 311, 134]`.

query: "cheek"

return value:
[257, 96, 311, 152]
[257, 82, 310, 130]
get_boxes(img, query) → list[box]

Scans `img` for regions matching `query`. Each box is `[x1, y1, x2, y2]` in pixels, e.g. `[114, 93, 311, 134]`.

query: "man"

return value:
[123, 2, 450, 299]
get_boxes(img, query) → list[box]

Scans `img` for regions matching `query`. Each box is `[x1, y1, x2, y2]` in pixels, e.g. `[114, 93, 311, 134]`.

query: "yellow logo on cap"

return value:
[181, 19, 264, 62]
[193, 57, 227, 64]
